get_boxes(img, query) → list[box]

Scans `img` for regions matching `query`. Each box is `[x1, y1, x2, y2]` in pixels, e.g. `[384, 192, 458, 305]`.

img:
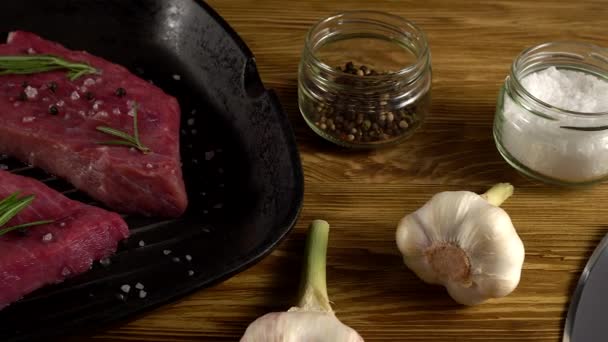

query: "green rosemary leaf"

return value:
[0, 192, 20, 213]
[95, 126, 138, 144]
[95, 102, 151, 154]
[0, 55, 97, 80]
[0, 195, 34, 227]
[0, 220, 54, 237]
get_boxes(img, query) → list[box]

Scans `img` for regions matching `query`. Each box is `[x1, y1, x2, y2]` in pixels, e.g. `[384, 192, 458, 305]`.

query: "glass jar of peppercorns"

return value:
[298, 11, 431, 148]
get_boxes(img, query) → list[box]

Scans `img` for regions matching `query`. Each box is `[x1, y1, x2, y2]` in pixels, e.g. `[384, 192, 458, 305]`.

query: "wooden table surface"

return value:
[84, 1, 608, 341]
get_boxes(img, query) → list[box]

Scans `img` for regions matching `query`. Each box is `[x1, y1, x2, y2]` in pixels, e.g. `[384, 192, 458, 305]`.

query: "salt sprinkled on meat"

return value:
[95, 78, 103, 84]
[93, 100, 103, 110]
[61, 267, 71, 276]
[188, 270, 195, 276]
[163, 249, 172, 255]
[128, 107, 136, 117]
[135, 283, 144, 290]
[13, 102, 20, 108]
[172, 74, 181, 81]
[138, 240, 145, 247]
[71, 91, 80, 100]
[27, 47, 36, 54]
[96, 111, 109, 118]
[83, 78, 96, 86]
[185, 254, 192, 261]
[78, 110, 86, 117]
[79, 86, 88, 93]
[112, 108, 121, 115]
[22, 116, 36, 123]
[187, 118, 195, 126]
[120, 284, 131, 293]
[59, 222, 66, 227]
[42, 97, 49, 102]
[172, 256, 181, 263]
[56, 100, 65, 107]
[146, 163, 153, 169]
[139, 290, 147, 299]
[42, 233, 53, 243]
[205, 151, 215, 160]
[99, 257, 111, 266]
[24, 86, 38, 99]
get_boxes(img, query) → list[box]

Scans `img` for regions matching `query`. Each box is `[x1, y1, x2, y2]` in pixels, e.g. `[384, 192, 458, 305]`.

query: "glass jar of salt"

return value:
[494, 42, 608, 186]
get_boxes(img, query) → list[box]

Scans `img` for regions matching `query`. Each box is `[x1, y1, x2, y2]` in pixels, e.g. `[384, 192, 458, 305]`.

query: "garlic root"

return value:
[240, 220, 364, 342]
[396, 183, 525, 306]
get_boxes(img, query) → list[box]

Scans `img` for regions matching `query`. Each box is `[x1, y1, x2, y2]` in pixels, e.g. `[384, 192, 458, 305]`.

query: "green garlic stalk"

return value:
[240, 220, 364, 342]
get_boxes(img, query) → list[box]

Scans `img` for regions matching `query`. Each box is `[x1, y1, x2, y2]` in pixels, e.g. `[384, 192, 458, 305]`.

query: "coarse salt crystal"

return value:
[78, 110, 86, 117]
[113, 108, 121, 115]
[24, 86, 37, 99]
[185, 255, 192, 261]
[59, 222, 66, 227]
[163, 249, 172, 255]
[501, 66, 608, 182]
[139, 290, 147, 299]
[128, 108, 136, 117]
[99, 257, 111, 266]
[116, 294, 125, 301]
[42, 233, 53, 243]
[138, 240, 145, 247]
[146, 163, 153, 169]
[96, 111, 109, 118]
[172, 257, 181, 263]
[42, 97, 49, 102]
[71, 91, 80, 100]
[84, 78, 96, 86]
[56, 100, 65, 107]
[93, 100, 103, 110]
[80, 86, 88, 93]
[61, 267, 71, 276]
[22, 116, 36, 123]
[187, 118, 195, 126]
[188, 270, 194, 276]
[172, 74, 181, 80]
[27, 48, 36, 54]
[120, 284, 131, 293]
[205, 151, 215, 160]
[135, 283, 144, 290]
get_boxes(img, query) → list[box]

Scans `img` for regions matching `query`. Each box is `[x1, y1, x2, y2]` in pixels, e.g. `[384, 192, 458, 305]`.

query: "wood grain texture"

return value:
[75, 1, 608, 341]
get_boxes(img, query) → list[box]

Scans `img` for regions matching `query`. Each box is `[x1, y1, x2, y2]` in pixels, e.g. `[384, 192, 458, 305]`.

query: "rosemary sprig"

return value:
[0, 192, 53, 237]
[0, 55, 97, 80]
[95, 103, 151, 154]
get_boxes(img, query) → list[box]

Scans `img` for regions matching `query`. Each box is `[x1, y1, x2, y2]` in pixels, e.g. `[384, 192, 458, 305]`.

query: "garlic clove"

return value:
[240, 311, 364, 342]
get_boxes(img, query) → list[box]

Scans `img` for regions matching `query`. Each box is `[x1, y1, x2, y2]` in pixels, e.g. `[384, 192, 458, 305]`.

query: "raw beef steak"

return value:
[0, 31, 187, 217]
[0, 169, 129, 309]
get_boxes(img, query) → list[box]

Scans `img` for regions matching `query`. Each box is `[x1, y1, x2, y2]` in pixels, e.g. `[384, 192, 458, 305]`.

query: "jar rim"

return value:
[509, 41, 608, 118]
[303, 10, 430, 83]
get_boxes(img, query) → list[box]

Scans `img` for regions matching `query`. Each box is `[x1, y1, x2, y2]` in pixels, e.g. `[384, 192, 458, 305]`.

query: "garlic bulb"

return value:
[241, 220, 364, 342]
[395, 183, 525, 305]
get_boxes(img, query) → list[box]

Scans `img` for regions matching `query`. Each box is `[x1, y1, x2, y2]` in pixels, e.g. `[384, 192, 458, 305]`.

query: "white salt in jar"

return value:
[494, 42, 608, 186]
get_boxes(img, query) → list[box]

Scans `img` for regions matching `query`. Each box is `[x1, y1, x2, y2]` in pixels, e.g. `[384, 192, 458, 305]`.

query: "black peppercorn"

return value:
[115, 87, 127, 97]
[85, 91, 95, 101]
[18, 92, 27, 101]
[48, 105, 59, 115]
[21, 81, 28, 88]
[48, 82, 58, 93]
